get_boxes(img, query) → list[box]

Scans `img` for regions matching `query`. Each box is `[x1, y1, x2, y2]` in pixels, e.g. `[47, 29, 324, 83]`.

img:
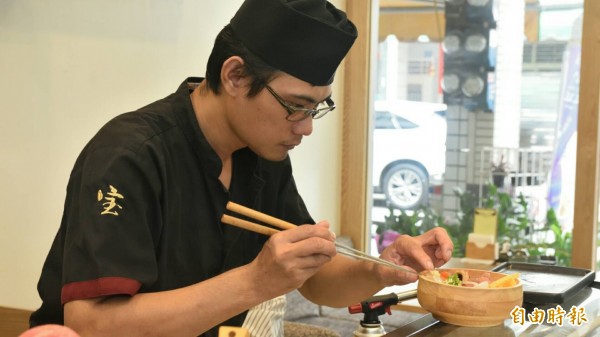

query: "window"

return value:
[341, 1, 598, 268]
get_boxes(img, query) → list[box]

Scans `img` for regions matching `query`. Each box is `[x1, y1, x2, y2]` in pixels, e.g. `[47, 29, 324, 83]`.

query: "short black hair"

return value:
[205, 24, 279, 97]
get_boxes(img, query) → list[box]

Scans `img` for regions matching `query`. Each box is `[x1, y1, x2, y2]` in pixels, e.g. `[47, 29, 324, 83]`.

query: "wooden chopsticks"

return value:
[221, 201, 417, 274]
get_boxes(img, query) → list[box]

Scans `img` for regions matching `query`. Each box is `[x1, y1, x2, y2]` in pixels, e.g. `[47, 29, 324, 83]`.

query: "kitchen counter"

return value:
[384, 273, 600, 337]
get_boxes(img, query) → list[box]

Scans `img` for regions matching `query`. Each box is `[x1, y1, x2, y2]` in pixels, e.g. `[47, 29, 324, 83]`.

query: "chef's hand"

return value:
[376, 227, 453, 286]
[248, 221, 337, 298]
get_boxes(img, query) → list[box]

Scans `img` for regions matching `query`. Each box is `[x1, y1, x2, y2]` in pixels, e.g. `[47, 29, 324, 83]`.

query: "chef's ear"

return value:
[221, 56, 250, 97]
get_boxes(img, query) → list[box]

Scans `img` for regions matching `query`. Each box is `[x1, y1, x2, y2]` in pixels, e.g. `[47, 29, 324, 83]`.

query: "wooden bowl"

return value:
[417, 268, 523, 327]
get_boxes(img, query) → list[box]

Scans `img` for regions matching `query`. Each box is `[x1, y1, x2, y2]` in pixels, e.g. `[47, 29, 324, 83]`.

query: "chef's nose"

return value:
[292, 116, 313, 136]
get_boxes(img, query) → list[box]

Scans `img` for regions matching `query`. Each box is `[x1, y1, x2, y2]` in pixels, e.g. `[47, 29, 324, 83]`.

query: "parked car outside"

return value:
[372, 100, 447, 209]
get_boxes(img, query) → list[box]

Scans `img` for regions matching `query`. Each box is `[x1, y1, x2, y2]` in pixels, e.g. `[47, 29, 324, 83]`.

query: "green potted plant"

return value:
[440, 186, 477, 257]
[374, 205, 443, 253]
[373, 183, 572, 266]
[491, 155, 509, 188]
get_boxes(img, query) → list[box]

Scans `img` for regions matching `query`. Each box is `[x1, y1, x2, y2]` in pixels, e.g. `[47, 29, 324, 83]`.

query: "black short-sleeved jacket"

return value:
[30, 78, 315, 337]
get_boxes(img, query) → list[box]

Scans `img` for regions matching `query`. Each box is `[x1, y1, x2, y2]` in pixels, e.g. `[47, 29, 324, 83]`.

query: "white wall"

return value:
[0, 0, 344, 310]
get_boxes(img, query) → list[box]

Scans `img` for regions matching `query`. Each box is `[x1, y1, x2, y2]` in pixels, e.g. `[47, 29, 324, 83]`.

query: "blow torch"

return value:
[348, 290, 417, 337]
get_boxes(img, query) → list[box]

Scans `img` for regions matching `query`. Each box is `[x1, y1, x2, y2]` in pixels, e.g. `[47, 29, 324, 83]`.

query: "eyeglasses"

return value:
[265, 85, 336, 122]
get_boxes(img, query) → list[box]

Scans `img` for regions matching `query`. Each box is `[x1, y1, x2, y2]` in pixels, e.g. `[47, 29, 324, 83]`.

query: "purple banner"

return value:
[547, 43, 580, 217]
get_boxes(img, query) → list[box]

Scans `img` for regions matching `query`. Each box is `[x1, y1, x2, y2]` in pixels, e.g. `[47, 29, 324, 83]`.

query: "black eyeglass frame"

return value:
[265, 85, 336, 122]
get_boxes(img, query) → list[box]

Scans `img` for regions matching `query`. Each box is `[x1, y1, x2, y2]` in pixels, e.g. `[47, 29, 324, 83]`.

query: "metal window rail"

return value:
[478, 146, 553, 206]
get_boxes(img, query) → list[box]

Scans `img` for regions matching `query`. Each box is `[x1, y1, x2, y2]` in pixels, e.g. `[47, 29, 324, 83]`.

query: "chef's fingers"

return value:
[372, 259, 419, 286]
[268, 223, 337, 260]
[420, 227, 454, 263]
[390, 265, 419, 283]
[381, 234, 433, 271]
[278, 221, 336, 244]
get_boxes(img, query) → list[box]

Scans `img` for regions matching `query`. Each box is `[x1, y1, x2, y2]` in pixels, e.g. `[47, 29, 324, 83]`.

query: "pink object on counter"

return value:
[19, 325, 80, 337]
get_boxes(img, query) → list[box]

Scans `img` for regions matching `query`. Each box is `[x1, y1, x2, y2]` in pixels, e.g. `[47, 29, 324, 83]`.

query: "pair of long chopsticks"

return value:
[221, 201, 416, 274]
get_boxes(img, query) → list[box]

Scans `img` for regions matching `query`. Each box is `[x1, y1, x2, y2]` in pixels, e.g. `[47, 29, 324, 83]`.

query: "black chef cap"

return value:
[230, 0, 358, 86]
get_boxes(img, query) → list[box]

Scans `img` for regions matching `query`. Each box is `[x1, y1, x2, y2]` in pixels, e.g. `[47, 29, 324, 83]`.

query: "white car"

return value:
[372, 100, 447, 209]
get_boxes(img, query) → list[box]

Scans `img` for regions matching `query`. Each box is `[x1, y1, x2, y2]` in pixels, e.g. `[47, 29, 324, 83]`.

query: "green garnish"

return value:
[447, 273, 462, 286]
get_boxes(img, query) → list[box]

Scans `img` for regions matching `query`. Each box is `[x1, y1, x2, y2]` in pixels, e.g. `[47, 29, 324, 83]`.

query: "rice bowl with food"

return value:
[417, 268, 524, 327]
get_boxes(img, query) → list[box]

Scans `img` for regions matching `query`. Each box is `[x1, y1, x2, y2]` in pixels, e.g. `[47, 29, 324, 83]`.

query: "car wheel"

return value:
[382, 163, 429, 209]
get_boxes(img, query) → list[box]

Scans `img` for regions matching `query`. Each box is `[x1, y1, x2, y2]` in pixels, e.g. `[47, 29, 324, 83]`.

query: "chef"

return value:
[30, 0, 454, 336]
